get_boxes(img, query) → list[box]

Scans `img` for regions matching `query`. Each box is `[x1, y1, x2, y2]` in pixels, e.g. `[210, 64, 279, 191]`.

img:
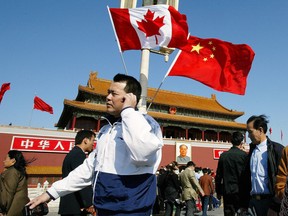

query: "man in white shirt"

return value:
[27, 74, 163, 216]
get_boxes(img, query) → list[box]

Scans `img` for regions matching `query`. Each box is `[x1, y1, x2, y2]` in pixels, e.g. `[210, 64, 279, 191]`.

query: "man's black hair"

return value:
[75, 130, 96, 145]
[246, 114, 269, 133]
[186, 161, 196, 167]
[231, 131, 244, 146]
[113, 73, 142, 104]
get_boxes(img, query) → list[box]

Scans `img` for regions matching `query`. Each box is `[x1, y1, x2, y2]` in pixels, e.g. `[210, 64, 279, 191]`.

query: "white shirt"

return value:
[250, 139, 270, 194]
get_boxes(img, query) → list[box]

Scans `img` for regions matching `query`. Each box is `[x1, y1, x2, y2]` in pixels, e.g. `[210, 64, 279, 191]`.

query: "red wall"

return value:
[0, 128, 226, 174]
[0, 131, 68, 172]
[160, 144, 220, 171]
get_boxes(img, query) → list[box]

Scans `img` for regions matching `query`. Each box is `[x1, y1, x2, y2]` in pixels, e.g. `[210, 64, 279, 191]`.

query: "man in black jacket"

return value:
[215, 131, 247, 216]
[243, 115, 284, 215]
[58, 130, 95, 216]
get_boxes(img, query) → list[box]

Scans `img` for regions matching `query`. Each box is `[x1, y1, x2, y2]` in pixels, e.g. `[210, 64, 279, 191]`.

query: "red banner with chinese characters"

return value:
[11, 136, 76, 153]
[213, 149, 228, 159]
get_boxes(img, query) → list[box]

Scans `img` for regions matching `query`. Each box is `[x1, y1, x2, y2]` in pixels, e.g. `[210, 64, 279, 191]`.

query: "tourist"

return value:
[279, 177, 288, 216]
[27, 74, 163, 215]
[215, 131, 247, 216]
[0, 150, 35, 216]
[273, 145, 288, 216]
[162, 161, 182, 216]
[199, 168, 214, 216]
[243, 115, 283, 215]
[179, 161, 204, 216]
[275, 145, 288, 200]
[58, 129, 96, 216]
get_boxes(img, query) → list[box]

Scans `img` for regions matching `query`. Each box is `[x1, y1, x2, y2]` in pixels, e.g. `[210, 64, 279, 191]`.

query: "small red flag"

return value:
[167, 36, 255, 95]
[0, 83, 11, 104]
[33, 96, 53, 114]
[269, 127, 272, 135]
[109, 5, 188, 51]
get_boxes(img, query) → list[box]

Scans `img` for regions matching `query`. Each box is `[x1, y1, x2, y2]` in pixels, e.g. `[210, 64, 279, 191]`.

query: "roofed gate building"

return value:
[56, 72, 246, 143]
[0, 72, 247, 187]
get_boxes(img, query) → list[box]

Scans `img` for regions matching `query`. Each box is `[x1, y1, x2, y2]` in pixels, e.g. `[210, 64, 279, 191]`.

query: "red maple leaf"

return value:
[136, 9, 165, 45]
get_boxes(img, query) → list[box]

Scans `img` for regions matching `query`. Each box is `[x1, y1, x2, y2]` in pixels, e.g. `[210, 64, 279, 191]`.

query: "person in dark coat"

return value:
[58, 130, 96, 216]
[215, 131, 247, 216]
[162, 161, 182, 216]
[242, 115, 284, 215]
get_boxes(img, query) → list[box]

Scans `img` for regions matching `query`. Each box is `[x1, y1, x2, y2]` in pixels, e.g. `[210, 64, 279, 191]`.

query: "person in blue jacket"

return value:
[27, 73, 163, 216]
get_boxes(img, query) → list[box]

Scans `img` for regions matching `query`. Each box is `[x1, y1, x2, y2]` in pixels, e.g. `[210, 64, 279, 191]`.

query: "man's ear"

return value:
[259, 127, 264, 133]
[83, 138, 88, 144]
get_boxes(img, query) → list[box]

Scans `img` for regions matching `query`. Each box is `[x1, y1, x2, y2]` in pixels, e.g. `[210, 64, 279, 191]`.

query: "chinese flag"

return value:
[0, 83, 11, 104]
[167, 36, 255, 95]
[33, 96, 53, 114]
[109, 5, 188, 51]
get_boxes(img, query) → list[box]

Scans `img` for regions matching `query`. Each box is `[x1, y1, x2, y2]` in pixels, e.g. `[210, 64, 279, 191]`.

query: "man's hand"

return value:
[217, 194, 221, 200]
[122, 93, 137, 109]
[26, 192, 50, 209]
[85, 205, 96, 215]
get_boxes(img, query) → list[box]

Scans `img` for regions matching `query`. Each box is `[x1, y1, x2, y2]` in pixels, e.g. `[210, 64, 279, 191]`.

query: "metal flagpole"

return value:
[146, 76, 166, 111]
[28, 108, 34, 127]
[146, 49, 182, 111]
[138, 49, 150, 113]
[29, 94, 36, 127]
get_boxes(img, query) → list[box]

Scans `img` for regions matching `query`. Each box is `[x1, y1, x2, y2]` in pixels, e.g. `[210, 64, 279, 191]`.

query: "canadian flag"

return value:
[108, 5, 188, 51]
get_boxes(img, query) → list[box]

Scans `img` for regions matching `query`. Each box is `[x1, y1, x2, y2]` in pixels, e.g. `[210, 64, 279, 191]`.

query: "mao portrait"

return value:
[176, 143, 191, 164]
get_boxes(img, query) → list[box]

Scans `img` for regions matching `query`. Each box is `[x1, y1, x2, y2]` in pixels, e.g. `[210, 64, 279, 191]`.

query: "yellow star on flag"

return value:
[191, 43, 204, 54]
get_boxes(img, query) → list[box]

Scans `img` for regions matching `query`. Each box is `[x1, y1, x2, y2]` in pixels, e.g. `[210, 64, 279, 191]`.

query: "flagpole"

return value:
[164, 49, 182, 78]
[147, 76, 167, 111]
[29, 94, 36, 127]
[147, 49, 182, 111]
[28, 108, 34, 127]
[107, 6, 128, 75]
[138, 49, 150, 113]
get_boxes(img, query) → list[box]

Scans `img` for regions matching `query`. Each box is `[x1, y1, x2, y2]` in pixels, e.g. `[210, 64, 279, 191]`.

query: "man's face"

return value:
[179, 145, 188, 157]
[106, 82, 127, 117]
[247, 121, 262, 144]
[85, 135, 95, 153]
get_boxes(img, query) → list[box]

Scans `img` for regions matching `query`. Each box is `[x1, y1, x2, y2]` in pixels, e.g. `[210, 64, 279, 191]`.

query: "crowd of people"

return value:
[153, 115, 288, 216]
[1, 74, 288, 216]
[154, 161, 219, 216]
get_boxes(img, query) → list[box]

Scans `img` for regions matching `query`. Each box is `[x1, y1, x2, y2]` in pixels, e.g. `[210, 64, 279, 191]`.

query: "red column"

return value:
[186, 128, 188, 140]
[97, 118, 101, 132]
[217, 131, 220, 141]
[202, 130, 205, 140]
[71, 116, 76, 130]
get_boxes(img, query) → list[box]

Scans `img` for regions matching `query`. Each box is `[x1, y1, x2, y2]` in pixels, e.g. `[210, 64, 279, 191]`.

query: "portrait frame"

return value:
[175, 142, 191, 164]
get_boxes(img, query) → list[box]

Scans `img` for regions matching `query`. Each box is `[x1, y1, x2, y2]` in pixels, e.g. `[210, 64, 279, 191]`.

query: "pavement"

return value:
[29, 188, 224, 215]
[46, 205, 224, 216]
